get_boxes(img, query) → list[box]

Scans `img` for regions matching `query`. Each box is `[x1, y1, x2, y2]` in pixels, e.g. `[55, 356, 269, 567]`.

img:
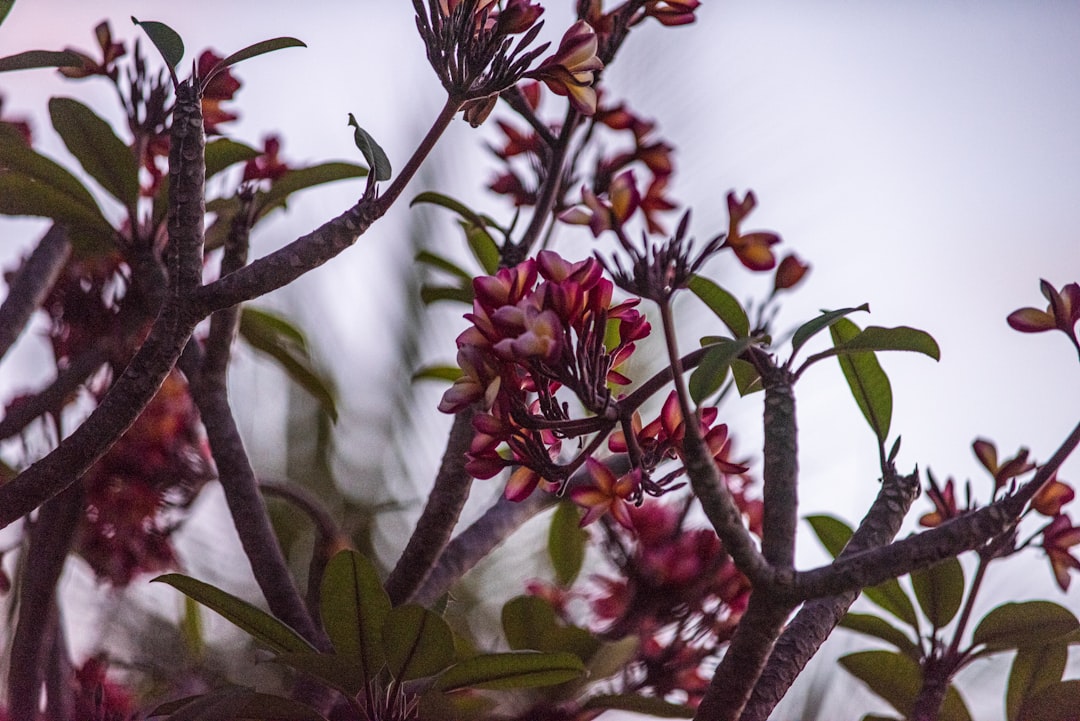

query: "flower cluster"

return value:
[440, 251, 650, 498]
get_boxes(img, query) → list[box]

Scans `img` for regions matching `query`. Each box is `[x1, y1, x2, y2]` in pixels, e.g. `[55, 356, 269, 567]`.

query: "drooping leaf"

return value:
[839, 613, 919, 660]
[180, 595, 205, 660]
[411, 365, 463, 383]
[839, 651, 971, 721]
[0, 49, 82, 73]
[461, 219, 500, 275]
[584, 637, 639, 681]
[582, 694, 695, 718]
[1021, 680, 1080, 721]
[274, 653, 365, 698]
[49, 97, 139, 209]
[434, 651, 585, 692]
[319, 550, 390, 687]
[911, 558, 964, 629]
[238, 307, 338, 422]
[382, 604, 457, 681]
[730, 358, 763, 395]
[416, 250, 472, 281]
[148, 687, 326, 720]
[256, 161, 369, 218]
[205, 138, 259, 179]
[202, 37, 306, 88]
[831, 317, 892, 443]
[688, 337, 751, 404]
[501, 595, 599, 661]
[790, 304, 870, 356]
[1006, 642, 1068, 721]
[347, 113, 391, 181]
[688, 274, 750, 338]
[548, 501, 587, 587]
[420, 284, 473, 306]
[410, 191, 502, 233]
[152, 574, 316, 655]
[972, 601, 1080, 651]
[834, 325, 941, 361]
[0, 1, 13, 30]
[131, 17, 184, 73]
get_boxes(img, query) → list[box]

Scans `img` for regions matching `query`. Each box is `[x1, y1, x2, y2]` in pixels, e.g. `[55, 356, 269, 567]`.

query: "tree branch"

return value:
[0, 223, 70, 362]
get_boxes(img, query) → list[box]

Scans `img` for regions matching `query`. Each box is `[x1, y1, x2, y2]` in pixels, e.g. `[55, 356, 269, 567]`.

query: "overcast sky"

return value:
[2, 2, 1079, 718]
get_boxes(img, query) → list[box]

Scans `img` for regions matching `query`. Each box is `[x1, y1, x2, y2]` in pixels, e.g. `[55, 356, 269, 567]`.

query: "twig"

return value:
[0, 223, 70, 362]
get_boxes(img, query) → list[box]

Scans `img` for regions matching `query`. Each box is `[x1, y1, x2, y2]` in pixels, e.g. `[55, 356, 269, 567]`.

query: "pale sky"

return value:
[1, 2, 1079, 719]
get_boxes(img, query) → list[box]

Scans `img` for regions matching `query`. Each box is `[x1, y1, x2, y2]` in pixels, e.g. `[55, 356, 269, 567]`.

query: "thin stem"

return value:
[512, 106, 580, 258]
[0, 224, 70, 363]
[376, 94, 463, 213]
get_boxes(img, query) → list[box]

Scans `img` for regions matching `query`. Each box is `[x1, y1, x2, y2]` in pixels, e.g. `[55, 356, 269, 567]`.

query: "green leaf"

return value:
[461, 220, 500, 275]
[180, 595, 205, 660]
[831, 317, 892, 442]
[582, 694, 695, 718]
[416, 250, 472, 281]
[238, 307, 338, 422]
[417, 689, 499, 721]
[1007, 642, 1068, 721]
[1022, 680, 1080, 721]
[584, 637, 639, 681]
[839, 613, 919, 659]
[0, 50, 83, 73]
[548, 501, 586, 587]
[274, 653, 365, 698]
[203, 37, 306, 87]
[205, 138, 259, 180]
[0, 1, 12, 30]
[790, 304, 870, 356]
[687, 275, 750, 338]
[411, 365, 463, 383]
[421, 284, 473, 306]
[972, 601, 1080, 651]
[688, 338, 751, 404]
[347, 113, 391, 182]
[131, 17, 184, 72]
[839, 650, 971, 721]
[319, 550, 390, 686]
[49, 97, 139, 209]
[410, 191, 501, 234]
[382, 604, 457, 681]
[256, 161, 368, 217]
[148, 687, 326, 720]
[834, 325, 941, 361]
[152, 574, 316, 655]
[501, 595, 599, 661]
[434, 651, 585, 692]
[805, 515, 918, 628]
[910, 558, 964, 628]
[730, 357, 763, 395]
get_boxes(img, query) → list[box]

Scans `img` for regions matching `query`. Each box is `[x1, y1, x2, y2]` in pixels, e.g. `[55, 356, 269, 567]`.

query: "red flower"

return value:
[1032, 474, 1075, 517]
[919, 473, 959, 528]
[197, 50, 241, 132]
[972, 438, 1035, 492]
[242, 135, 290, 182]
[570, 459, 641, 529]
[560, 170, 641, 236]
[1041, 514, 1080, 591]
[640, 0, 701, 26]
[526, 21, 604, 115]
[59, 21, 126, 80]
[1007, 279, 1080, 358]
[724, 191, 781, 271]
[773, 253, 810, 292]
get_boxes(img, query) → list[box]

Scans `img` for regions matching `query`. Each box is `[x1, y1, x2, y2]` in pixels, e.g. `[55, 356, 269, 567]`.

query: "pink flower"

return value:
[526, 21, 604, 115]
[1041, 514, 1080, 591]
[570, 458, 641, 529]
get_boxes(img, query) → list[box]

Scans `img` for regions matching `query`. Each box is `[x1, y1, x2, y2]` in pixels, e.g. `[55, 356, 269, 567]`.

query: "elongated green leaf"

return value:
[791, 304, 870, 356]
[1007, 642, 1068, 721]
[180, 595, 205, 660]
[972, 601, 1080, 651]
[839, 650, 971, 721]
[152, 574, 316, 655]
[1022, 680, 1080, 721]
[416, 250, 472, 281]
[461, 219, 500, 275]
[0, 1, 13, 29]
[839, 613, 919, 659]
[584, 637, 638, 680]
[583, 694, 695, 718]
[834, 325, 941, 361]
[131, 17, 184, 72]
[411, 364, 463, 383]
[210, 37, 305, 77]
[238, 307, 338, 422]
[256, 161, 368, 217]
[911, 558, 964, 628]
[806, 514, 853, 558]
[149, 687, 326, 720]
[420, 284, 473, 306]
[319, 550, 390, 686]
[274, 653, 366, 698]
[689, 338, 751, 404]
[49, 97, 139, 209]
[688, 275, 750, 338]
[205, 138, 259, 179]
[410, 191, 501, 233]
[434, 651, 585, 692]
[0, 174, 114, 254]
[383, 604, 456, 681]
[730, 357, 763, 395]
[548, 501, 586, 587]
[0, 50, 82, 73]
[417, 689, 498, 721]
[831, 317, 892, 442]
[347, 113, 391, 181]
[502, 595, 599, 661]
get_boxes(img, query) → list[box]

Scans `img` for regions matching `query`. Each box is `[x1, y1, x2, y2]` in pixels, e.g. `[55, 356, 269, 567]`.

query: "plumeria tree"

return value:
[0, 2, 1078, 720]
